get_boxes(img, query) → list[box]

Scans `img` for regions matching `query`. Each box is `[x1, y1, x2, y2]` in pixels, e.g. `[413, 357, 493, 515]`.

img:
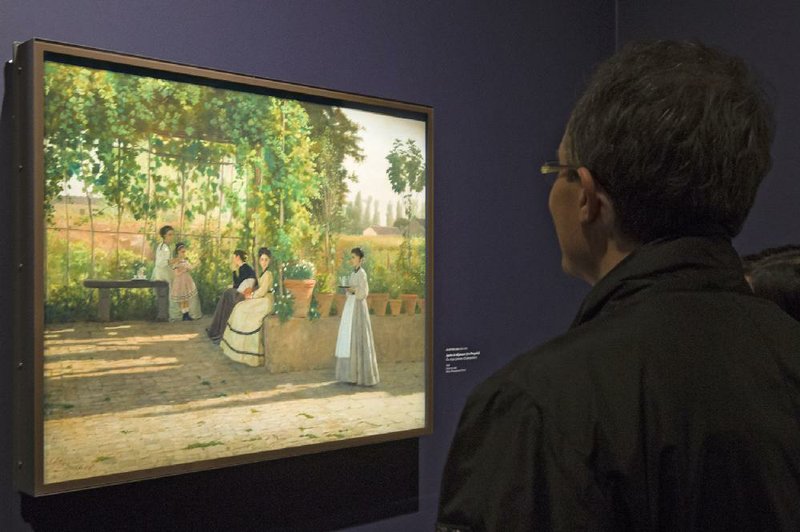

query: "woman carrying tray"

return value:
[334, 247, 380, 386]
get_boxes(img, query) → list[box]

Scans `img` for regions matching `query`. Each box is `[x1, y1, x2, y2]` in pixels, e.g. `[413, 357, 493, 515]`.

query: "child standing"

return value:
[171, 242, 199, 321]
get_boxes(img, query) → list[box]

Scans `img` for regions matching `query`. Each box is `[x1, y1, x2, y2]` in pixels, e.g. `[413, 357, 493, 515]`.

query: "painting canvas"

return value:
[13, 40, 432, 494]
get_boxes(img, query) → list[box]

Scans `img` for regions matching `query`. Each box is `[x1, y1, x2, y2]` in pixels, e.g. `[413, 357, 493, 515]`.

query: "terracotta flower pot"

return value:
[284, 279, 316, 318]
[334, 293, 347, 316]
[400, 294, 418, 315]
[388, 299, 403, 316]
[315, 292, 334, 318]
[369, 293, 389, 316]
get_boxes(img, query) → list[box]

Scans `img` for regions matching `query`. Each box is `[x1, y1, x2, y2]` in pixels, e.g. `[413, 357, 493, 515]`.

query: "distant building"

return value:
[362, 226, 402, 237]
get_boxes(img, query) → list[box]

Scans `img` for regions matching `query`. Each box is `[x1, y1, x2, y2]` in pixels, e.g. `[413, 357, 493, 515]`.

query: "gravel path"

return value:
[43, 318, 426, 484]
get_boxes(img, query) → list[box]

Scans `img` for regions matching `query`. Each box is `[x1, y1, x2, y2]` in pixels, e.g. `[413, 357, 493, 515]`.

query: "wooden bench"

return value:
[83, 279, 170, 322]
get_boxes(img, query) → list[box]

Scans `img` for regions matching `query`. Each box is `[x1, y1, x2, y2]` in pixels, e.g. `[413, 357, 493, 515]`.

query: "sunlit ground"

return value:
[43, 318, 425, 485]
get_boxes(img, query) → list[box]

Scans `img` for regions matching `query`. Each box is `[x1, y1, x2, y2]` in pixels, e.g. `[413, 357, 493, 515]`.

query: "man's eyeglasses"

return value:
[540, 161, 580, 180]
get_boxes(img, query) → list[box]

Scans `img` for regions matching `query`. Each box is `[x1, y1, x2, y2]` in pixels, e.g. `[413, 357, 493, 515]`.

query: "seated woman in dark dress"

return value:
[206, 249, 257, 343]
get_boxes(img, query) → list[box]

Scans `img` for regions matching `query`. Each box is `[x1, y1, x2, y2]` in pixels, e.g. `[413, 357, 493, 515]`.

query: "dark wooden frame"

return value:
[11, 38, 434, 496]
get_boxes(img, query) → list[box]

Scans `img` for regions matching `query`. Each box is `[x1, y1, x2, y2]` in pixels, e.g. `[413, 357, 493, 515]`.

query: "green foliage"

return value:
[315, 272, 334, 293]
[109, 289, 157, 321]
[396, 237, 426, 296]
[45, 283, 95, 323]
[334, 239, 425, 298]
[190, 235, 233, 315]
[302, 104, 363, 280]
[367, 262, 390, 293]
[44, 280, 157, 323]
[45, 237, 158, 323]
[308, 296, 321, 321]
[336, 247, 357, 285]
[386, 139, 425, 198]
[385, 138, 426, 293]
[273, 292, 295, 323]
[42, 61, 426, 322]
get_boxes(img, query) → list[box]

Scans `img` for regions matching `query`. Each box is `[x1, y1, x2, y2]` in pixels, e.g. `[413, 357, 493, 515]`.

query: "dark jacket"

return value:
[233, 262, 256, 289]
[437, 236, 800, 531]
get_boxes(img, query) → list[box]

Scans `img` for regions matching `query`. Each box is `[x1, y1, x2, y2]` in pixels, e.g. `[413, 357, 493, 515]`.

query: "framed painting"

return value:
[11, 39, 433, 495]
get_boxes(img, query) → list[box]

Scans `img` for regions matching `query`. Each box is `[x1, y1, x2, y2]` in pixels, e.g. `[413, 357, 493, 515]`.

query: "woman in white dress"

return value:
[335, 247, 379, 386]
[151, 225, 175, 284]
[221, 248, 275, 366]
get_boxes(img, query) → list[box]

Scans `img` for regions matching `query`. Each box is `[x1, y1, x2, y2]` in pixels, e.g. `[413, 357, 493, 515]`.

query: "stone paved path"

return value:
[43, 318, 426, 484]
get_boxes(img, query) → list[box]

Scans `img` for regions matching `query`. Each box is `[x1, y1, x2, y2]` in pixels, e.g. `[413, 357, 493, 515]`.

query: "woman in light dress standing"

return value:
[170, 242, 200, 321]
[152, 225, 175, 285]
[335, 247, 379, 386]
[221, 247, 275, 366]
[151, 225, 178, 318]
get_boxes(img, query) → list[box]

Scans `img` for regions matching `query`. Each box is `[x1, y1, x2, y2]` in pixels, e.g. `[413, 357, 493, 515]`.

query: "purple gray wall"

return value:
[617, 0, 800, 255]
[6, 1, 797, 530]
[0, 0, 611, 530]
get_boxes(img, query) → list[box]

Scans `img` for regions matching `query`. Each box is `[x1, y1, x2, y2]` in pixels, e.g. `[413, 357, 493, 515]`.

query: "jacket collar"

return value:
[571, 236, 752, 328]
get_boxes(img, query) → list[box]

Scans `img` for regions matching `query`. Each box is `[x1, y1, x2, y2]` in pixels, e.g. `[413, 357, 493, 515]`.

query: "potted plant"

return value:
[417, 282, 426, 314]
[387, 279, 403, 317]
[367, 263, 390, 317]
[313, 272, 334, 318]
[283, 260, 316, 318]
[399, 273, 419, 316]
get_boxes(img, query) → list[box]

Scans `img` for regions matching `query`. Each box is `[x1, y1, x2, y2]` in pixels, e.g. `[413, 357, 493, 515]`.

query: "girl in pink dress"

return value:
[170, 242, 199, 321]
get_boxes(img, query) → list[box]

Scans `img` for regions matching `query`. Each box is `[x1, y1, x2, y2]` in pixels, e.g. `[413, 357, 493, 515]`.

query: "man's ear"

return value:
[576, 167, 599, 223]
[576, 167, 615, 226]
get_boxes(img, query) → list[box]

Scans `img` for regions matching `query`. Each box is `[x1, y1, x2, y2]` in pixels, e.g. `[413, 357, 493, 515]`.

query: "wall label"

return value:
[444, 346, 480, 374]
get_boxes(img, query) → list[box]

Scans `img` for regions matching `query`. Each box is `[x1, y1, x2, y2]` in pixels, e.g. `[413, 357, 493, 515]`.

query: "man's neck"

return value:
[585, 238, 638, 286]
